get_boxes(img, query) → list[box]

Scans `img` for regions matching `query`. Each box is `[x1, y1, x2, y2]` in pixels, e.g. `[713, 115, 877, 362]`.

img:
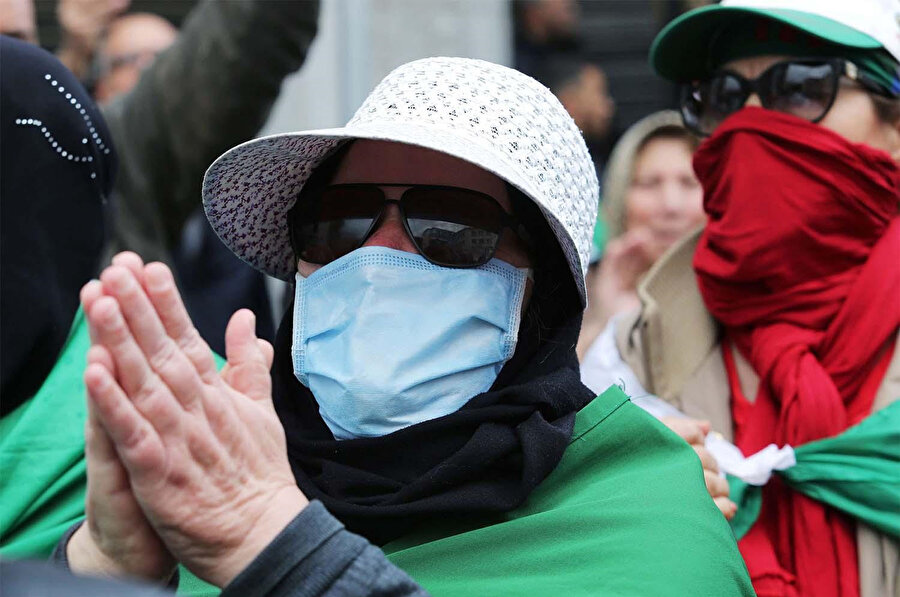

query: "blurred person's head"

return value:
[539, 59, 615, 143]
[93, 12, 177, 104]
[515, 0, 580, 50]
[1, 36, 116, 415]
[0, 0, 37, 44]
[600, 111, 703, 262]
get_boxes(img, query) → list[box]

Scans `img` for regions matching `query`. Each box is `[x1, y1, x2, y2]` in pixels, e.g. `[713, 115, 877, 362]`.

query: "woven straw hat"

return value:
[202, 57, 599, 303]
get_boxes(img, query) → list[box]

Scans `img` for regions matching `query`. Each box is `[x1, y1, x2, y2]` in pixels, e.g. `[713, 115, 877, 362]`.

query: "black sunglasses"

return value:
[288, 183, 531, 268]
[681, 58, 888, 136]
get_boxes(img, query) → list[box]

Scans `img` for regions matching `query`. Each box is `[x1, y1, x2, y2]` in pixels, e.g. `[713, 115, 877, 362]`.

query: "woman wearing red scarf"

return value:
[611, 1, 900, 596]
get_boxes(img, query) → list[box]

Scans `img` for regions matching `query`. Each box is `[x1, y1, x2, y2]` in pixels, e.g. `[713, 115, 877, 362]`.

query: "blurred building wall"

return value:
[260, 0, 512, 135]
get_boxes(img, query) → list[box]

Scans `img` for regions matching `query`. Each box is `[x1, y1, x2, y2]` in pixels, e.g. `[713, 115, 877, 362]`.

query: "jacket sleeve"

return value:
[104, 0, 319, 264]
[221, 501, 431, 597]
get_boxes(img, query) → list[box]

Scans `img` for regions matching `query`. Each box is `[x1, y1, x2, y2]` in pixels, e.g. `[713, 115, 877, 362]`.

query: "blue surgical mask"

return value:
[292, 247, 529, 440]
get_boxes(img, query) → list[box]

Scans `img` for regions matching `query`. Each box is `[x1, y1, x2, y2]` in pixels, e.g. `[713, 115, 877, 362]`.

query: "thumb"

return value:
[224, 310, 272, 403]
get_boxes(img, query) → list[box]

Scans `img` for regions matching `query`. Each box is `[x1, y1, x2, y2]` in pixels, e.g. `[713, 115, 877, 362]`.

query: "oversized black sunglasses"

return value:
[681, 58, 889, 136]
[288, 183, 531, 268]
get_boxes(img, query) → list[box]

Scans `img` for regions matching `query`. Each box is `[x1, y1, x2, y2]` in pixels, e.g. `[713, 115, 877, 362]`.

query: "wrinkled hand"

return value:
[81, 252, 307, 587]
[68, 257, 176, 583]
[660, 416, 737, 520]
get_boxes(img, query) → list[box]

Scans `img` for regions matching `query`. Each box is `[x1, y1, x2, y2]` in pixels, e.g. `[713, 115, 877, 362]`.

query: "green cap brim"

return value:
[650, 5, 884, 82]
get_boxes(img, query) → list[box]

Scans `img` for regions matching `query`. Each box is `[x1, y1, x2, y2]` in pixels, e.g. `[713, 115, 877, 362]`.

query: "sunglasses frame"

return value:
[288, 182, 532, 269]
[680, 58, 885, 136]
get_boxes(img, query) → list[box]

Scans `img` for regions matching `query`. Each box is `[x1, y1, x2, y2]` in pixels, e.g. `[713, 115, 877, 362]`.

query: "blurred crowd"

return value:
[1, 1, 898, 597]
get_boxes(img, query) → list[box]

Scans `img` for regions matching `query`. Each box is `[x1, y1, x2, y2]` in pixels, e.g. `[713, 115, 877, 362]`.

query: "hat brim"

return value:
[201, 122, 588, 301]
[650, 5, 884, 82]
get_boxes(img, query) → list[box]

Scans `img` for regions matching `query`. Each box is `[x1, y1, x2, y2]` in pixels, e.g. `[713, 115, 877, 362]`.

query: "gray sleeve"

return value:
[105, 0, 319, 264]
[221, 501, 430, 597]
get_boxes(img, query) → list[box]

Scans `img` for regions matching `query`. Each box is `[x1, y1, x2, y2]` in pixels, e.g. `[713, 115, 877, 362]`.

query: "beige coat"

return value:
[617, 228, 900, 597]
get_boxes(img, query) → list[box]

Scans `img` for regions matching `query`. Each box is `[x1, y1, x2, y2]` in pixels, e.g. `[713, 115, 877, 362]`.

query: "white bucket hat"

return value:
[201, 57, 599, 304]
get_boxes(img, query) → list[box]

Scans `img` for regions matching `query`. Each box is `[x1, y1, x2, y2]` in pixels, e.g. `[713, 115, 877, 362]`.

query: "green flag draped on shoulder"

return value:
[0, 309, 226, 596]
[729, 400, 900, 540]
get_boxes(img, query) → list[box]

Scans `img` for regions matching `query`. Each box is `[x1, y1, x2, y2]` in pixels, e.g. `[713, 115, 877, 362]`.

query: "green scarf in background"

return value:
[729, 400, 900, 540]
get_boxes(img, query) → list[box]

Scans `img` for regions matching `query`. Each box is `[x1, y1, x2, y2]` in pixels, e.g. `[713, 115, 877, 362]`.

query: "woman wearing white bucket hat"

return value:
[598, 1, 900, 597]
[66, 57, 752, 596]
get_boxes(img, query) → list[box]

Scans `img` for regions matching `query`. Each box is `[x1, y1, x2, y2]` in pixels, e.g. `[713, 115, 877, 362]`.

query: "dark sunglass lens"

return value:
[682, 74, 746, 136]
[766, 61, 836, 122]
[293, 186, 382, 264]
[403, 188, 504, 267]
[706, 74, 747, 129]
[681, 84, 707, 135]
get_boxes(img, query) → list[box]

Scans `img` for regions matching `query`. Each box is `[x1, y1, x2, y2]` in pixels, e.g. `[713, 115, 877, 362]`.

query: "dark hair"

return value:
[872, 94, 900, 124]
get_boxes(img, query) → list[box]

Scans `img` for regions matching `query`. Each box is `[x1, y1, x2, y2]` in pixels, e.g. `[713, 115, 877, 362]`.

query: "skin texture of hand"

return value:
[659, 416, 737, 520]
[80, 252, 308, 587]
[56, 0, 130, 78]
[68, 255, 176, 583]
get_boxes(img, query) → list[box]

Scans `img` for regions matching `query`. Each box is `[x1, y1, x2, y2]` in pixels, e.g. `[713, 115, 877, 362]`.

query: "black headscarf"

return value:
[272, 183, 595, 545]
[0, 36, 117, 416]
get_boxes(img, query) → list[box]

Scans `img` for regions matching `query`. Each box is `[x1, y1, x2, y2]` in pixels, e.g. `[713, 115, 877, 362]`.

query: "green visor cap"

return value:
[650, 5, 884, 81]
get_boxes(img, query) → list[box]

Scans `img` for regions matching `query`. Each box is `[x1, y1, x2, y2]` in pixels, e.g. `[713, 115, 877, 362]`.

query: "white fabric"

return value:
[722, 0, 900, 61]
[580, 316, 651, 400]
[580, 319, 796, 486]
[202, 57, 599, 304]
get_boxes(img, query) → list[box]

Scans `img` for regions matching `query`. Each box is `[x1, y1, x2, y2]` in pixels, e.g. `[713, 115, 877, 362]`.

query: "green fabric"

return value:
[1, 309, 92, 558]
[383, 386, 754, 597]
[728, 400, 900, 541]
[726, 475, 763, 542]
[590, 215, 609, 264]
[0, 308, 224, 596]
[703, 23, 900, 98]
[650, 5, 886, 82]
[1, 327, 753, 596]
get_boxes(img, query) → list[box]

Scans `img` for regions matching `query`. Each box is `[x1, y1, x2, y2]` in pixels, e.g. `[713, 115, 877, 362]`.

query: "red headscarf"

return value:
[692, 107, 900, 597]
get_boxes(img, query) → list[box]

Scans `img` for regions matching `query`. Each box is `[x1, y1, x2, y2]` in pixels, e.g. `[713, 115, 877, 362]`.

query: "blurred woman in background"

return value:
[577, 110, 704, 369]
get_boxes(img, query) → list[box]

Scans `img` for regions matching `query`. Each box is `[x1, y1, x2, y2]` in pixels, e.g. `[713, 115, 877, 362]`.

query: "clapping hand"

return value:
[72, 253, 308, 587]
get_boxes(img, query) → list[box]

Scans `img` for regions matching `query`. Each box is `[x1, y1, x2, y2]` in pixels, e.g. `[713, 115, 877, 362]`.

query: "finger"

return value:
[704, 469, 730, 499]
[692, 445, 720, 474]
[81, 280, 105, 343]
[84, 391, 128, 486]
[660, 416, 707, 445]
[714, 497, 738, 520]
[100, 266, 205, 411]
[84, 362, 165, 475]
[257, 339, 274, 370]
[87, 344, 116, 379]
[87, 296, 183, 433]
[224, 310, 272, 403]
[142, 262, 218, 384]
[110, 251, 145, 282]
